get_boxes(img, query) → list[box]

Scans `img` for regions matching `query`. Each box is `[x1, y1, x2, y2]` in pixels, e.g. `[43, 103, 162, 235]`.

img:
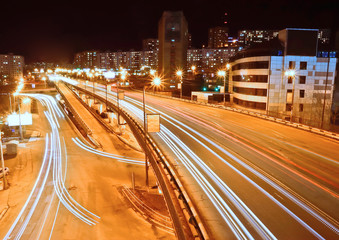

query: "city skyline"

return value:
[0, 0, 338, 63]
[0, 3, 339, 239]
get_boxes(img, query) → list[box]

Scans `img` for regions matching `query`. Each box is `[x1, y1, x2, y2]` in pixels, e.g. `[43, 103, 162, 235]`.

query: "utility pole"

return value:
[0, 132, 8, 190]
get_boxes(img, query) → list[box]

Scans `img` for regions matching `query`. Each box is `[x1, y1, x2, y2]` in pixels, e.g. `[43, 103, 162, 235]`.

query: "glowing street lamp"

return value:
[142, 76, 162, 186]
[176, 70, 183, 98]
[218, 70, 226, 105]
[218, 63, 231, 105]
[152, 76, 161, 86]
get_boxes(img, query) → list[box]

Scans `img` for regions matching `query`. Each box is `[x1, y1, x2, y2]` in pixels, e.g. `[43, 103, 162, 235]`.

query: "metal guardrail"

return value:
[122, 185, 174, 233]
[139, 89, 339, 141]
[69, 84, 208, 240]
[67, 85, 142, 152]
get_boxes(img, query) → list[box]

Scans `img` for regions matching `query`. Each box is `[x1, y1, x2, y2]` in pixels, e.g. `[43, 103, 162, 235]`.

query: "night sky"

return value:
[0, 0, 338, 63]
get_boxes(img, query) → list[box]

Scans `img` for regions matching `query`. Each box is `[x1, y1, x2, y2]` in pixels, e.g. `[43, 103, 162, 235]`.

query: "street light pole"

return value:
[180, 75, 183, 99]
[116, 81, 121, 125]
[223, 74, 226, 105]
[141, 76, 162, 187]
[142, 84, 149, 187]
[176, 70, 183, 99]
[18, 98, 23, 141]
[106, 80, 108, 111]
[0, 132, 8, 190]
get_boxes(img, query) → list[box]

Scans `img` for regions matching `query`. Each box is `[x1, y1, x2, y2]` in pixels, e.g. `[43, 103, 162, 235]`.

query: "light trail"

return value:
[62, 78, 339, 238]
[5, 93, 100, 239]
[121, 93, 339, 234]
[72, 137, 144, 165]
[48, 138, 68, 240]
[3, 134, 50, 240]
[118, 88, 337, 237]
[162, 105, 339, 190]
[96, 89, 276, 239]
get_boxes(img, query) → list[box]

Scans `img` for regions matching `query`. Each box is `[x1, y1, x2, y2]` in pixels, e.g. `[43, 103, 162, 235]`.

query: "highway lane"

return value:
[3, 93, 174, 240]
[69, 79, 339, 240]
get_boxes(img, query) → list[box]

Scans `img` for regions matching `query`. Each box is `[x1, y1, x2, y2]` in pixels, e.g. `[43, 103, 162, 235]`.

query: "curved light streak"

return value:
[5, 93, 101, 239]
[72, 137, 144, 165]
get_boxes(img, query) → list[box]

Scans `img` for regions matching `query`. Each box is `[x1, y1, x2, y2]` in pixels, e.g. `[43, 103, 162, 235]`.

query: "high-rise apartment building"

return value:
[0, 54, 24, 82]
[73, 51, 100, 69]
[187, 48, 230, 73]
[208, 27, 229, 48]
[238, 29, 331, 48]
[142, 38, 159, 69]
[238, 30, 279, 47]
[318, 29, 331, 45]
[158, 11, 188, 87]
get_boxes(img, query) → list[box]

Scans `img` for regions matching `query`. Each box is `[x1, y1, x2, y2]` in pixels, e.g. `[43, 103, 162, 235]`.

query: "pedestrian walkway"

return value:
[0, 135, 46, 236]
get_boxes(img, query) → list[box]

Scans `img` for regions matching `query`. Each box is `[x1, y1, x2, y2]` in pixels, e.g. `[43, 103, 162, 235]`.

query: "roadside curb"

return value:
[136, 89, 339, 141]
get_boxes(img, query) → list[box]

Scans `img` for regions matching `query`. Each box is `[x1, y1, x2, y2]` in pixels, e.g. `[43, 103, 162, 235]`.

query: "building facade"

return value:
[238, 30, 279, 47]
[142, 38, 159, 69]
[208, 27, 229, 48]
[158, 11, 188, 88]
[230, 28, 337, 129]
[0, 54, 24, 82]
[187, 48, 230, 73]
[73, 51, 100, 69]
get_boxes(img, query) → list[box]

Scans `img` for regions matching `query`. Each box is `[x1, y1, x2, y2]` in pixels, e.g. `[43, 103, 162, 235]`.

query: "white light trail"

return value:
[65, 77, 337, 238]
[4, 134, 50, 240]
[72, 137, 144, 165]
[5, 93, 101, 239]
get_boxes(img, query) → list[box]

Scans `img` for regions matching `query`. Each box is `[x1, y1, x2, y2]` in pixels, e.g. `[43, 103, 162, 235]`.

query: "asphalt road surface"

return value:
[74, 81, 339, 240]
[2, 93, 174, 240]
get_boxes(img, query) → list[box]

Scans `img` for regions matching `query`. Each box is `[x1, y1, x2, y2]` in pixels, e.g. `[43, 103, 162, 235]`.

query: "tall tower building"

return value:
[208, 26, 229, 48]
[158, 11, 188, 88]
